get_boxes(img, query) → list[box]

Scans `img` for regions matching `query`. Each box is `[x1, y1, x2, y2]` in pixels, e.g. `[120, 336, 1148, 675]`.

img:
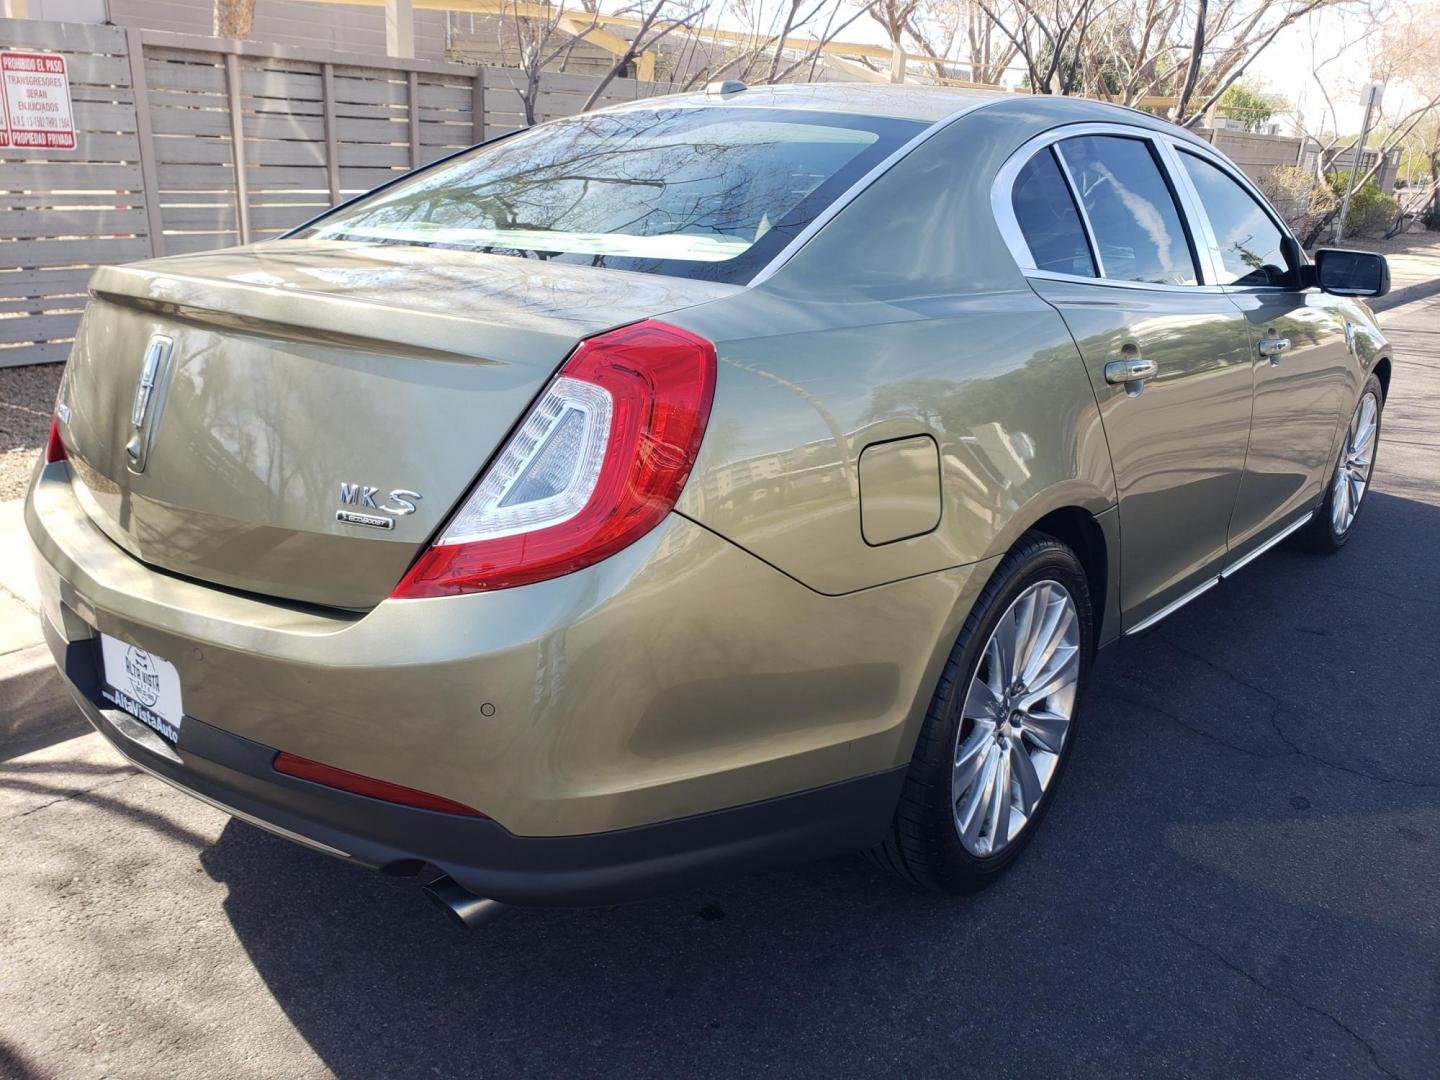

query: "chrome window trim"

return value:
[1170, 140, 1300, 250]
[1166, 140, 1308, 290]
[994, 122, 1207, 290]
[1050, 142, 1106, 278]
[1153, 136, 1227, 285]
[1024, 268, 1226, 294]
[992, 120, 1306, 293]
[992, 123, 1140, 275]
[747, 97, 1003, 288]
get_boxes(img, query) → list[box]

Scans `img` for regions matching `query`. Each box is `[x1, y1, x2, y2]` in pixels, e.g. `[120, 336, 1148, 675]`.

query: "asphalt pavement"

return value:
[1, 291, 1437, 1079]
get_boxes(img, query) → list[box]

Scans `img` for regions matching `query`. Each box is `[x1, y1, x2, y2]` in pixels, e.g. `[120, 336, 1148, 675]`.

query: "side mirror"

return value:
[1313, 248, 1390, 298]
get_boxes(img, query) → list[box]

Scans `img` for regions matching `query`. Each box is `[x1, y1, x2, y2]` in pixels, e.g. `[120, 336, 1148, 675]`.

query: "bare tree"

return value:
[1325, 0, 1440, 237]
[867, 0, 926, 81]
[1299, 92, 1440, 242]
[505, 1, 603, 125]
[766, 0, 815, 81]
[579, 0, 711, 110]
[669, 0, 881, 91]
[1174, 0, 1340, 125]
[765, 0, 887, 82]
[960, 0, 1021, 84]
[956, 0, 1347, 112]
[1292, 10, 1383, 174]
[898, 0, 961, 79]
[1275, 0, 1440, 240]
[1173, 0, 1208, 117]
[970, 0, 1117, 94]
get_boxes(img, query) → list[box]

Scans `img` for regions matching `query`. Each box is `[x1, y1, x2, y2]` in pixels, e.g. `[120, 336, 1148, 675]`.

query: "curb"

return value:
[1372, 277, 1440, 313]
[0, 642, 74, 741]
[1, 498, 75, 742]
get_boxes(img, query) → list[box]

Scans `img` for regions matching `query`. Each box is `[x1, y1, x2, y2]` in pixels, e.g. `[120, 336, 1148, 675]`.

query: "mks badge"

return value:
[337, 483, 422, 530]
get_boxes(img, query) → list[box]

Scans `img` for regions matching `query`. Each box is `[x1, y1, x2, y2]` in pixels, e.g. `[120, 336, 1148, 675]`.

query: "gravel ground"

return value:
[0, 363, 61, 501]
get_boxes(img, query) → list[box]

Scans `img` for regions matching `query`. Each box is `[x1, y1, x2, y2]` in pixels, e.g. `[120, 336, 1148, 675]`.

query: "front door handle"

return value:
[1104, 357, 1158, 394]
[1258, 336, 1290, 364]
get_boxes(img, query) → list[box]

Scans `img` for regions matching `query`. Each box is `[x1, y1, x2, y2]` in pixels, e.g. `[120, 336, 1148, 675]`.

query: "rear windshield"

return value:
[293, 107, 924, 283]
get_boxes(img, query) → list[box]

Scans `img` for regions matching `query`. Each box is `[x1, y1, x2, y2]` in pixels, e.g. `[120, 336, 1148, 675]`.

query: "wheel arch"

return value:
[971, 483, 1120, 648]
[894, 495, 1118, 771]
[1373, 355, 1392, 400]
[1026, 505, 1116, 647]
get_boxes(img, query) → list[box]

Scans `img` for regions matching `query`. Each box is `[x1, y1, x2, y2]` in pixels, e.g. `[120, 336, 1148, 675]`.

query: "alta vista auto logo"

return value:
[123, 646, 161, 708]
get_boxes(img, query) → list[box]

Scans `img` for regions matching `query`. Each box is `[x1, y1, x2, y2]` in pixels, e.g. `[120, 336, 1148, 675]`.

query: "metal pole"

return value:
[321, 62, 341, 205]
[1332, 83, 1381, 246]
[471, 71, 485, 145]
[224, 53, 251, 246]
[126, 28, 166, 258]
[407, 70, 421, 170]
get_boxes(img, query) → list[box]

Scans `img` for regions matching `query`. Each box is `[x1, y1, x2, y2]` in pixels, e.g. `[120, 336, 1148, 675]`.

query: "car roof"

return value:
[599, 83, 1205, 143]
[602, 83, 1005, 122]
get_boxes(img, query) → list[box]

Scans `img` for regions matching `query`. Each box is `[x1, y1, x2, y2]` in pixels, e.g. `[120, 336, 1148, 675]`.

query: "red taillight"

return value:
[273, 752, 487, 817]
[392, 320, 717, 598]
[45, 417, 67, 463]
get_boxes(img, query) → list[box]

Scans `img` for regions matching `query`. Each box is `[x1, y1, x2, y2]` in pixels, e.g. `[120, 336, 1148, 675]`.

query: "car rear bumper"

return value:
[27, 460, 989, 900]
[48, 618, 905, 905]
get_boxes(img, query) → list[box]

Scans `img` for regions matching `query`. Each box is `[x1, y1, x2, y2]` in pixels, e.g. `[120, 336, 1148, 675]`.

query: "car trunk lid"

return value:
[58, 240, 737, 609]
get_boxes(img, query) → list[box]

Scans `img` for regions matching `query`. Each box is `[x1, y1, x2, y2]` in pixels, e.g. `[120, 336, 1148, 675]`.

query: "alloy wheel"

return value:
[952, 580, 1080, 857]
[1332, 391, 1378, 536]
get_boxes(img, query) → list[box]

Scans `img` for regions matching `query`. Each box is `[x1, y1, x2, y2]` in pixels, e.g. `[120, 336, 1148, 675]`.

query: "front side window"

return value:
[1012, 148, 1096, 277]
[295, 107, 923, 284]
[1057, 135, 1198, 287]
[1180, 151, 1292, 287]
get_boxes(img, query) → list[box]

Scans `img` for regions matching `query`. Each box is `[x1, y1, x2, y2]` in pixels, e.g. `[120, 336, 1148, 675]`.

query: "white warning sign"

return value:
[1, 51, 76, 150]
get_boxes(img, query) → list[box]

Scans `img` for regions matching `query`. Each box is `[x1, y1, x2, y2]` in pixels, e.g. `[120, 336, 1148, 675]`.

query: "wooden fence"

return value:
[0, 17, 659, 367]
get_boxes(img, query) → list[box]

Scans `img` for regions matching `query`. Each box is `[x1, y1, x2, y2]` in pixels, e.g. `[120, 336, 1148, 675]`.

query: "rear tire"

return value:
[1298, 374, 1383, 554]
[871, 532, 1094, 894]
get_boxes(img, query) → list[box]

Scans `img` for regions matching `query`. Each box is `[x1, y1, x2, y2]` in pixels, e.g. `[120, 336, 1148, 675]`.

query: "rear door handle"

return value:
[1104, 357, 1158, 392]
[1258, 336, 1290, 363]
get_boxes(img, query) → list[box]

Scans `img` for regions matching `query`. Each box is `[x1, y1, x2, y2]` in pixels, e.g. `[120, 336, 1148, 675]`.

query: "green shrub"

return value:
[1217, 83, 1287, 133]
[1325, 171, 1399, 237]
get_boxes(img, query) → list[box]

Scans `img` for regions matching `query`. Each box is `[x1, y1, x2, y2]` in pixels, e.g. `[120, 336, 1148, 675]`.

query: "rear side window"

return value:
[1180, 151, 1292, 287]
[1057, 135, 1198, 287]
[1012, 148, 1096, 277]
[295, 108, 924, 284]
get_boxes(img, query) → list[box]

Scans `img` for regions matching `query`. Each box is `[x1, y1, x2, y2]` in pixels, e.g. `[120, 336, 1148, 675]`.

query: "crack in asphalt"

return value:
[1116, 634, 1440, 789]
[1101, 688, 1283, 762]
[1169, 927, 1404, 1080]
[0, 580, 32, 609]
[2, 771, 138, 823]
[0, 398, 50, 421]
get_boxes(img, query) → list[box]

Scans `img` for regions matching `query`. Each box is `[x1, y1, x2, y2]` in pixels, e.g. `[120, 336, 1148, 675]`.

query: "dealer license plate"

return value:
[99, 634, 184, 744]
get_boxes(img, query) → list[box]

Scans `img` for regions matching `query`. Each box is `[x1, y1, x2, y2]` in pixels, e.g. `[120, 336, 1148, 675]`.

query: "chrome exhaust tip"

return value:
[422, 874, 508, 928]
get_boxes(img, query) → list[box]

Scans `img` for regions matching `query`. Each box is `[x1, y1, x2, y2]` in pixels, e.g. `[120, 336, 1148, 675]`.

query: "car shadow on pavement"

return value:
[0, 714, 93, 764]
[199, 491, 1440, 1079]
[0, 1037, 47, 1080]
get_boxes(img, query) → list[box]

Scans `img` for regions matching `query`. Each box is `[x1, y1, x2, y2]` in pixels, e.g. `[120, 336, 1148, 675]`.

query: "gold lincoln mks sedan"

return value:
[26, 83, 1391, 925]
